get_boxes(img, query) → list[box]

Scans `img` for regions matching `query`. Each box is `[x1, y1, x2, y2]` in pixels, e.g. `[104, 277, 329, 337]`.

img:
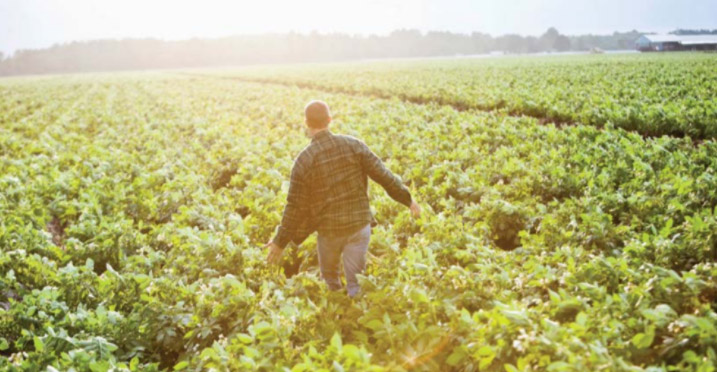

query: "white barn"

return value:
[636, 34, 717, 52]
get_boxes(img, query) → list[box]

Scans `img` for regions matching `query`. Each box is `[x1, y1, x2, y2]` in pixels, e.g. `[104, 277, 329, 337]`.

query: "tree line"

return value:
[671, 29, 717, 35]
[0, 28, 649, 76]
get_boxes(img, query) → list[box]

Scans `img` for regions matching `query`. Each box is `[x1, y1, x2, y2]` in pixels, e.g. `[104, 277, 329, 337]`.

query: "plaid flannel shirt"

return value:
[271, 129, 412, 249]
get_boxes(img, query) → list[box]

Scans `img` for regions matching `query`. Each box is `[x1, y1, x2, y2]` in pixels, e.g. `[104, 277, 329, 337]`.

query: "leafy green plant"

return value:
[1, 56, 716, 371]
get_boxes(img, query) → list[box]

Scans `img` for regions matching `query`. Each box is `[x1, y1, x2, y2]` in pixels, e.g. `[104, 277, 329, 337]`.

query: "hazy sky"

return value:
[1, 0, 715, 55]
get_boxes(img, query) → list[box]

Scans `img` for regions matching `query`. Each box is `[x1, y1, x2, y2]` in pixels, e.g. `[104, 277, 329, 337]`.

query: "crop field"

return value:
[203, 53, 717, 139]
[1, 53, 717, 371]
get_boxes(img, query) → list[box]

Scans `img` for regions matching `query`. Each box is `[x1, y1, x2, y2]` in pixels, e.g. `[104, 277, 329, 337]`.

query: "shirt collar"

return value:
[311, 129, 332, 143]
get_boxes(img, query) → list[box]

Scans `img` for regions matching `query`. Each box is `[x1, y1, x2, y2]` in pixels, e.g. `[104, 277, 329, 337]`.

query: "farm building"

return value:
[636, 34, 717, 52]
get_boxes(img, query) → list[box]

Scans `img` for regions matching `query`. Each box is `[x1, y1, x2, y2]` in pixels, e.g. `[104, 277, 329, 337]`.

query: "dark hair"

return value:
[305, 100, 331, 128]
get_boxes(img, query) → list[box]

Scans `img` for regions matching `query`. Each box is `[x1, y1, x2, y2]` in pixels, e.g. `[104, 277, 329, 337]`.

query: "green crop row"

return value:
[1, 71, 716, 371]
[201, 53, 717, 139]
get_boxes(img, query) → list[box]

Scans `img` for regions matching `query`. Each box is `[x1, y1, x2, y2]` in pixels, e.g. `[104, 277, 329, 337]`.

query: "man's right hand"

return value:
[265, 241, 284, 265]
[410, 201, 421, 219]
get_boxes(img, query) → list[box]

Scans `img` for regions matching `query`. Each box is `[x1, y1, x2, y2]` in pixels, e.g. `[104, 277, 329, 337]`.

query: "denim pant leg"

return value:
[317, 232, 346, 291]
[342, 224, 371, 297]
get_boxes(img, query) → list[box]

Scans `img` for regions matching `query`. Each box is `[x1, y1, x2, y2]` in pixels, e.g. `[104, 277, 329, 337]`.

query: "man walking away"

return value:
[265, 100, 421, 298]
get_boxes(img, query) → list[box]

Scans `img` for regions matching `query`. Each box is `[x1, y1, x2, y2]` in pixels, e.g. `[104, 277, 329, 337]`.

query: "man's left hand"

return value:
[265, 241, 284, 265]
[410, 201, 422, 219]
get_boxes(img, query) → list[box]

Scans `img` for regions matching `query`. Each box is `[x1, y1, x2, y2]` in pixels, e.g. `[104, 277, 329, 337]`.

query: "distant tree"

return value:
[524, 36, 542, 53]
[470, 32, 493, 53]
[568, 30, 642, 51]
[494, 34, 521, 53]
[425, 31, 470, 56]
[554, 35, 571, 51]
[543, 27, 560, 39]
[574, 37, 587, 51]
[387, 29, 423, 57]
[540, 27, 560, 50]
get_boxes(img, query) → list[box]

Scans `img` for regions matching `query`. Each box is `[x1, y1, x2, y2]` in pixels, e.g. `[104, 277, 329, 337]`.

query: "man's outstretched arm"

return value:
[358, 140, 420, 217]
[266, 160, 312, 264]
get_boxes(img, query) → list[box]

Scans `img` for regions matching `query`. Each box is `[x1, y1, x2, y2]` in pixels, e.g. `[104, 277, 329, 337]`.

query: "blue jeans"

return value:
[317, 223, 371, 297]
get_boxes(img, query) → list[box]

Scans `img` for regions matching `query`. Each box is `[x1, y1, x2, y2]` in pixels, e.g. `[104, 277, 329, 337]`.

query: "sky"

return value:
[1, 0, 716, 56]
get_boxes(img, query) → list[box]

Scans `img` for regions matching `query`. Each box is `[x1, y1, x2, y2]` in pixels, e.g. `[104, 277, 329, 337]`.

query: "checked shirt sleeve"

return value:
[358, 140, 413, 207]
[272, 158, 314, 249]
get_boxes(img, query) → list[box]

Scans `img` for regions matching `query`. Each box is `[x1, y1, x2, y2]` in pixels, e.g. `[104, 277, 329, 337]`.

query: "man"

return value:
[264, 100, 421, 298]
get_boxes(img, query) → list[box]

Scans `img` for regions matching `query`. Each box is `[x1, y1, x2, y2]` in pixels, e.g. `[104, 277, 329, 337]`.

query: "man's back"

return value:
[300, 130, 377, 237]
[271, 129, 412, 249]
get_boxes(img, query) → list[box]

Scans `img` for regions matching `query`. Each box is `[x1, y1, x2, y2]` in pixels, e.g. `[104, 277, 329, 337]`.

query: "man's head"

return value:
[304, 100, 332, 129]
